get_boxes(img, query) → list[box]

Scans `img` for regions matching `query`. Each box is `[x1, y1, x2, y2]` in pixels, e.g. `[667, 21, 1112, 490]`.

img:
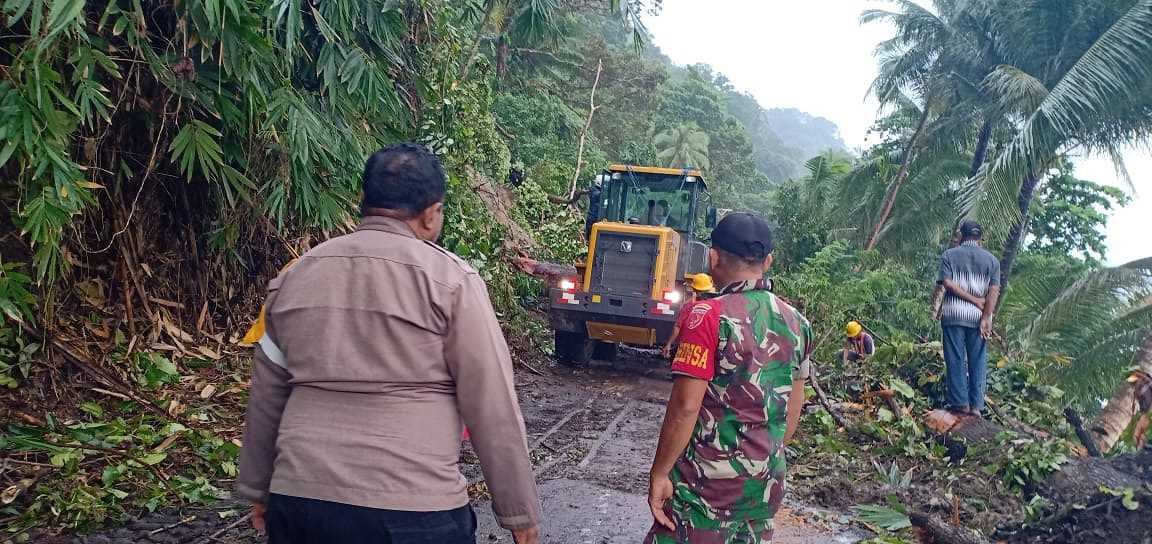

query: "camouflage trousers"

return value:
[642, 510, 774, 544]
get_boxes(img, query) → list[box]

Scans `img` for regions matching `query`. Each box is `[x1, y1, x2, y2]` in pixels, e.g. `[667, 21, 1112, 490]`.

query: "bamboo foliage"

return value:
[0, 0, 444, 282]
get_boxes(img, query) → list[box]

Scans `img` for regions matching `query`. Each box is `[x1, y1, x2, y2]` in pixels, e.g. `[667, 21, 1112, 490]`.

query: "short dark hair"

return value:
[360, 143, 446, 217]
[715, 247, 763, 267]
[959, 220, 983, 241]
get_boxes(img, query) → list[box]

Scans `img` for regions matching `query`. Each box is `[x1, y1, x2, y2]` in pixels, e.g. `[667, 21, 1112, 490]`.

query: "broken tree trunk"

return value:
[862, 389, 903, 419]
[464, 166, 540, 256]
[923, 409, 1007, 460]
[910, 511, 991, 544]
[809, 361, 849, 429]
[513, 257, 579, 284]
[865, 99, 931, 250]
[1089, 333, 1152, 453]
[1041, 448, 1152, 505]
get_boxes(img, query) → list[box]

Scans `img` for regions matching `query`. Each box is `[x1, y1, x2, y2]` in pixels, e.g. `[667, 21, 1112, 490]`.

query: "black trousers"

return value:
[266, 494, 477, 544]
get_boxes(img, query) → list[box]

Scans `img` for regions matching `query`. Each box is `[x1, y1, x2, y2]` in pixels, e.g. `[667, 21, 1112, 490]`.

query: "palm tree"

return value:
[998, 256, 1152, 452]
[860, 0, 998, 250]
[828, 100, 970, 261]
[655, 123, 711, 170]
[456, 0, 650, 84]
[962, 0, 1152, 294]
[456, 0, 562, 85]
[1091, 332, 1152, 453]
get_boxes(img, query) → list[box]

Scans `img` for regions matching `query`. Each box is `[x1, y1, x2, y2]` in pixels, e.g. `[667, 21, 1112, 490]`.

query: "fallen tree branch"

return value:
[517, 360, 546, 377]
[206, 512, 252, 543]
[862, 389, 903, 420]
[856, 320, 890, 347]
[567, 59, 602, 202]
[18, 323, 196, 428]
[548, 189, 588, 205]
[33, 438, 183, 502]
[1063, 407, 1102, 457]
[148, 515, 197, 536]
[809, 361, 849, 429]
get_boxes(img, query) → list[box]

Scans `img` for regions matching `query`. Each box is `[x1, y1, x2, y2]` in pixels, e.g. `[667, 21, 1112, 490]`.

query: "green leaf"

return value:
[78, 402, 104, 418]
[111, 14, 128, 35]
[0, 299, 24, 323]
[140, 452, 167, 465]
[45, 0, 85, 41]
[4, 0, 35, 24]
[1122, 493, 1140, 511]
[163, 423, 189, 436]
[853, 504, 912, 531]
[0, 140, 18, 169]
[153, 356, 178, 377]
[169, 120, 225, 182]
[889, 378, 916, 399]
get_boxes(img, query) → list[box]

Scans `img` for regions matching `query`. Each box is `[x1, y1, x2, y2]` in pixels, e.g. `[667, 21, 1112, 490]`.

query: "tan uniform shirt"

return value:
[236, 216, 541, 530]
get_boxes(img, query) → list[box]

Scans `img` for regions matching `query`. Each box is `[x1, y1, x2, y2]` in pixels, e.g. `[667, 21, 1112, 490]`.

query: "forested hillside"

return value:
[2, 0, 1152, 542]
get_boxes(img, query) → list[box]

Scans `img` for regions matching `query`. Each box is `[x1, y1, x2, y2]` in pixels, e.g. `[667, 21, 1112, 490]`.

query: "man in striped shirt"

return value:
[937, 220, 1001, 417]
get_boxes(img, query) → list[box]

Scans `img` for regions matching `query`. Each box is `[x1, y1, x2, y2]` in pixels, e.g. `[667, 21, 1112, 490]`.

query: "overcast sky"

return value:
[644, 0, 1149, 265]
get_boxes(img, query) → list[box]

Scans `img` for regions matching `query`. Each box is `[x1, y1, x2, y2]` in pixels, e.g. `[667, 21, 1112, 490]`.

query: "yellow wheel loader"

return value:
[548, 165, 719, 365]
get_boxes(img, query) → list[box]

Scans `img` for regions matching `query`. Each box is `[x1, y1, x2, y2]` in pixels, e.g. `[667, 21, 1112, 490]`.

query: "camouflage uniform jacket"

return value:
[668, 278, 813, 524]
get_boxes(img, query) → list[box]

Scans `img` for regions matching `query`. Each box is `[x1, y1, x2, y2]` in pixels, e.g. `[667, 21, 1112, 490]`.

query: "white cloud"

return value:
[644, 0, 1150, 264]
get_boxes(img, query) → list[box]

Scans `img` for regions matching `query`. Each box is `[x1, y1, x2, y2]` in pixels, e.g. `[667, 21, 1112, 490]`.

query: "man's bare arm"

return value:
[783, 379, 806, 445]
[651, 377, 709, 477]
[931, 283, 946, 320]
[942, 279, 985, 308]
[648, 376, 709, 530]
[662, 324, 682, 358]
[980, 285, 1000, 338]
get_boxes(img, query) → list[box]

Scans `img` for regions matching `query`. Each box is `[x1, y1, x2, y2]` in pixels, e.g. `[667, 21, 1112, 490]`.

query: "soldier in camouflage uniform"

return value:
[646, 213, 812, 544]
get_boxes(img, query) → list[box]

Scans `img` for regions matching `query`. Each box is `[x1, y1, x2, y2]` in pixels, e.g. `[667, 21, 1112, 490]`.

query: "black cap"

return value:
[959, 220, 983, 239]
[711, 213, 774, 260]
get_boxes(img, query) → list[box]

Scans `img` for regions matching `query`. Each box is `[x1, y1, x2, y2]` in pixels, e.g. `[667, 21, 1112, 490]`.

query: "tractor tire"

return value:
[555, 330, 593, 366]
[592, 341, 619, 362]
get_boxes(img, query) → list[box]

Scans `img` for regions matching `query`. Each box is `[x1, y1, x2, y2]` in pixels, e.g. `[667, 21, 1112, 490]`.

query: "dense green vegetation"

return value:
[1, 0, 1151, 540]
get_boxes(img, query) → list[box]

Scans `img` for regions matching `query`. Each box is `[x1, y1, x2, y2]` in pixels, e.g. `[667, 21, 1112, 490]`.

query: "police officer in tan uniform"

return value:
[237, 143, 541, 543]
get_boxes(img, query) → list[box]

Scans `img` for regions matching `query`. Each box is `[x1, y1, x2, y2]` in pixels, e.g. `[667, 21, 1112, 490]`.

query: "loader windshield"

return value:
[603, 172, 700, 232]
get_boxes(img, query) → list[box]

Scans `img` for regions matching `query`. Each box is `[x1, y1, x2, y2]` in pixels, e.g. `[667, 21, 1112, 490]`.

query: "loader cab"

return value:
[597, 166, 705, 233]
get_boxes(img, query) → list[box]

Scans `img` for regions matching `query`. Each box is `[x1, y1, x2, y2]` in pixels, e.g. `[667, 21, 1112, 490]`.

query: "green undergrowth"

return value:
[3, 415, 235, 531]
[790, 337, 1084, 538]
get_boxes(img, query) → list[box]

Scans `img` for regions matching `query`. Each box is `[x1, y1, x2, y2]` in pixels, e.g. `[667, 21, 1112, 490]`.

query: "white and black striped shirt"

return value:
[938, 241, 1001, 327]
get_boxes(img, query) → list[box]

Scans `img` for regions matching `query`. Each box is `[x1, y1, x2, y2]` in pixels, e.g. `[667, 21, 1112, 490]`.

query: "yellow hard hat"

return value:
[846, 321, 863, 338]
[690, 273, 715, 293]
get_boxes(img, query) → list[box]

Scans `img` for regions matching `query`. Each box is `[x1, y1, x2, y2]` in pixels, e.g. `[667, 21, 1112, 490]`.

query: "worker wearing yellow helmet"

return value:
[842, 320, 875, 364]
[661, 274, 717, 359]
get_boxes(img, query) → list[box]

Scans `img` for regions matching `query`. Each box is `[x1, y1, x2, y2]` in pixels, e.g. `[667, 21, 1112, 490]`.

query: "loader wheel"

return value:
[555, 330, 593, 366]
[592, 341, 618, 362]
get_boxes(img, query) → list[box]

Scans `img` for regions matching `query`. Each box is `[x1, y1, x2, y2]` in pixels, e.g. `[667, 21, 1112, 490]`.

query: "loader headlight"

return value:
[559, 279, 578, 291]
[663, 290, 683, 304]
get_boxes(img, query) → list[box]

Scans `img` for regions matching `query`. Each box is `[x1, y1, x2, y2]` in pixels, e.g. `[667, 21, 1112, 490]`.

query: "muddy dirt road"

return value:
[70, 353, 866, 543]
